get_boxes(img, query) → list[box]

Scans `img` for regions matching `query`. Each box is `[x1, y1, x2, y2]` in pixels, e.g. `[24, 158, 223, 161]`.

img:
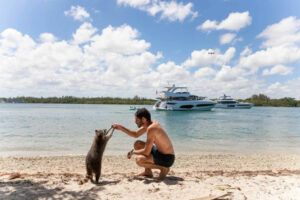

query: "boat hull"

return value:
[215, 103, 253, 109]
[153, 100, 216, 111]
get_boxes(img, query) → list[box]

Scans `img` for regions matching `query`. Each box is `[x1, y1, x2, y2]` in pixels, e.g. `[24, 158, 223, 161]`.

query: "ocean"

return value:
[0, 104, 299, 156]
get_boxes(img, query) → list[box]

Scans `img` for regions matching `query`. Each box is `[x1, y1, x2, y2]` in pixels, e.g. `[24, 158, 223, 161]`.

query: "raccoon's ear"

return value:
[95, 130, 98, 136]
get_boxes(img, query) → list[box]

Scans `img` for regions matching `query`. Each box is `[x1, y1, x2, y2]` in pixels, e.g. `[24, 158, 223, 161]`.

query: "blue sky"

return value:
[1, 0, 300, 99]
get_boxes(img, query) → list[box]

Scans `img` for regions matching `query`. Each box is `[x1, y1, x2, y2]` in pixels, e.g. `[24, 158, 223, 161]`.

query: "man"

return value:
[112, 108, 175, 180]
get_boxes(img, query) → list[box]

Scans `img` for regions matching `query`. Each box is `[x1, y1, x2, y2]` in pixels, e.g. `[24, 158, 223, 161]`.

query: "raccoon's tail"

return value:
[78, 174, 91, 185]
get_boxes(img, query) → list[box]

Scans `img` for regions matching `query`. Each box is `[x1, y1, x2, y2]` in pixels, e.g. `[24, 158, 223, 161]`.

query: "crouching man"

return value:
[113, 108, 175, 180]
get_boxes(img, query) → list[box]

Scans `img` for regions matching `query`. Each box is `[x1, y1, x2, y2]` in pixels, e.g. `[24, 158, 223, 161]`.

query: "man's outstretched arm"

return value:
[112, 123, 146, 138]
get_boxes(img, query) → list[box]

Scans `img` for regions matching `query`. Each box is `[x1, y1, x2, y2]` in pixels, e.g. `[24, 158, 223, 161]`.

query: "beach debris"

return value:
[8, 172, 22, 180]
[216, 184, 241, 191]
[191, 192, 232, 200]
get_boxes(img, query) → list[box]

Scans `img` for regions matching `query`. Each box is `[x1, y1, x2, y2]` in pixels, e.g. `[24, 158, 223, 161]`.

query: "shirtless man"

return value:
[113, 108, 175, 180]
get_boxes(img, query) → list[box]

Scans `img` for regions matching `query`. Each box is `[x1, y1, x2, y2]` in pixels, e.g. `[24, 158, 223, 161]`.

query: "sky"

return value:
[1, 0, 300, 99]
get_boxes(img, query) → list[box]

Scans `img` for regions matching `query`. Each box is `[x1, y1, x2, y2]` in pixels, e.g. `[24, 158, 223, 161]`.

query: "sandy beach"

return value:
[1, 154, 300, 200]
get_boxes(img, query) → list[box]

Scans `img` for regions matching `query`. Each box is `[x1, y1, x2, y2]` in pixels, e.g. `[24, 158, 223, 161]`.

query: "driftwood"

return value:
[191, 192, 232, 200]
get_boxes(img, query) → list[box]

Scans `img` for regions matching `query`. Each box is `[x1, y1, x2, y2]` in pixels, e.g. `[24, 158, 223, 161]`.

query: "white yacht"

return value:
[215, 95, 253, 109]
[153, 85, 216, 111]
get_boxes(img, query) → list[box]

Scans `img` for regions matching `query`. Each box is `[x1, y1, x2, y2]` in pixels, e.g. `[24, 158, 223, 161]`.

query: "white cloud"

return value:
[214, 65, 246, 82]
[72, 22, 97, 45]
[259, 77, 300, 99]
[220, 33, 236, 45]
[1, 13, 300, 99]
[262, 65, 293, 76]
[194, 67, 216, 78]
[238, 16, 300, 75]
[197, 11, 252, 32]
[240, 46, 252, 57]
[0, 24, 162, 97]
[86, 24, 150, 55]
[258, 16, 300, 48]
[117, 0, 198, 22]
[149, 1, 197, 22]
[100, 51, 162, 84]
[182, 47, 236, 68]
[154, 61, 191, 86]
[238, 42, 300, 72]
[267, 82, 281, 90]
[264, 82, 290, 97]
[39, 33, 57, 43]
[64, 6, 90, 21]
[198, 20, 217, 32]
[117, 0, 150, 8]
[0, 28, 36, 56]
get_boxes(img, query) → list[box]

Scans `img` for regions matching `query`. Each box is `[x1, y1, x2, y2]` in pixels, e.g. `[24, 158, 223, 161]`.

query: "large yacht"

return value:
[153, 85, 216, 111]
[215, 94, 253, 109]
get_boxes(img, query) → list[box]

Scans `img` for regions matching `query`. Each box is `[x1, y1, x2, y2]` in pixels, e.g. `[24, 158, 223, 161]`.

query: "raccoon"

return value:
[79, 127, 115, 184]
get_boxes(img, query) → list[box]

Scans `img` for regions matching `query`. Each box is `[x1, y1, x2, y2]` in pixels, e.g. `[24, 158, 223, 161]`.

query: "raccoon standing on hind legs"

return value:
[79, 127, 115, 184]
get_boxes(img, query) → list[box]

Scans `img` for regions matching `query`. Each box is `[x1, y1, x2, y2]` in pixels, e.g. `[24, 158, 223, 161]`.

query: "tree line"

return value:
[0, 95, 156, 105]
[1, 94, 300, 107]
[240, 94, 300, 107]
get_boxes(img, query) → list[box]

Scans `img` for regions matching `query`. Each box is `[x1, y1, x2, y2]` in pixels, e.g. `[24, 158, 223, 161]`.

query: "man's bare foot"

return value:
[138, 169, 153, 178]
[158, 167, 170, 180]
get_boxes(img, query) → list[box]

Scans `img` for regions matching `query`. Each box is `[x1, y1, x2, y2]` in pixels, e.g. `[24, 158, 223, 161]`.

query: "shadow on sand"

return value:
[0, 174, 183, 199]
[128, 175, 184, 185]
[94, 180, 121, 186]
[0, 179, 110, 200]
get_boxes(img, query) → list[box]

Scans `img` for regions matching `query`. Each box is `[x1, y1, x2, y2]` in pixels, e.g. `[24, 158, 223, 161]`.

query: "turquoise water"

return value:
[0, 104, 299, 156]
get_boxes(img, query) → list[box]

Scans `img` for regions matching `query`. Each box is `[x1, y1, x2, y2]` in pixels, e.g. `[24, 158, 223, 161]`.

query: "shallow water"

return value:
[0, 104, 299, 156]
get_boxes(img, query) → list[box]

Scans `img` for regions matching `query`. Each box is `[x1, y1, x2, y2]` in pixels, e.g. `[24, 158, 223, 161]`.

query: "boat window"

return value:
[221, 101, 236, 104]
[173, 87, 188, 94]
[180, 105, 194, 108]
[173, 97, 189, 100]
[196, 104, 214, 107]
[167, 102, 177, 105]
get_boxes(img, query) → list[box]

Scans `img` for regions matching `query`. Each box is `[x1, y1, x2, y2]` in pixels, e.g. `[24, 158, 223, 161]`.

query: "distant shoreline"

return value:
[1, 102, 300, 107]
[0, 102, 154, 105]
[0, 96, 156, 105]
[1, 93, 300, 107]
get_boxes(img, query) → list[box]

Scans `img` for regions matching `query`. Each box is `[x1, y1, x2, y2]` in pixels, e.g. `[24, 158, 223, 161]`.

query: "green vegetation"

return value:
[1, 94, 300, 107]
[0, 95, 156, 105]
[240, 94, 300, 107]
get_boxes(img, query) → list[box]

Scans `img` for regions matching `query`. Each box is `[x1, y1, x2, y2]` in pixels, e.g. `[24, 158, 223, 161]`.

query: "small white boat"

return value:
[215, 95, 253, 109]
[153, 85, 216, 111]
[129, 106, 140, 110]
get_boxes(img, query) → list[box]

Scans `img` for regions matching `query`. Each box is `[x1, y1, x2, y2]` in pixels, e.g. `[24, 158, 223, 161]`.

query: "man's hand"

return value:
[127, 149, 134, 159]
[112, 123, 121, 130]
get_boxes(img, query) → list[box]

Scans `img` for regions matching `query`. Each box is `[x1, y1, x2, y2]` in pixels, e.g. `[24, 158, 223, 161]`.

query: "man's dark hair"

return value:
[135, 108, 151, 122]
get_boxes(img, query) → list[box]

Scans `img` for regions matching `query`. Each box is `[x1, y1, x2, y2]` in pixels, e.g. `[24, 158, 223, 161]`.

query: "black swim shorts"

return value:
[151, 145, 175, 168]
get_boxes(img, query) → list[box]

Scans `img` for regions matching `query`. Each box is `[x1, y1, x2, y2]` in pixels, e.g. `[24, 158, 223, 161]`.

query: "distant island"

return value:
[0, 94, 299, 107]
[0, 96, 155, 105]
[240, 94, 300, 107]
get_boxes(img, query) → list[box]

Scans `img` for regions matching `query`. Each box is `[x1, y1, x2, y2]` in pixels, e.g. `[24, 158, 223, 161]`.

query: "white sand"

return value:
[1, 154, 300, 200]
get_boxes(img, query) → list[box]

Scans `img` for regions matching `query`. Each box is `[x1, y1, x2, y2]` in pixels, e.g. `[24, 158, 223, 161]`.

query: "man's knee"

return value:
[135, 155, 146, 166]
[134, 140, 144, 150]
